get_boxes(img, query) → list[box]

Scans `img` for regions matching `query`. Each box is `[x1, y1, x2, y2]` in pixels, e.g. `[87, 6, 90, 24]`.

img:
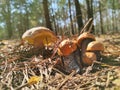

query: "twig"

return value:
[15, 83, 28, 90]
[76, 76, 96, 89]
[93, 60, 112, 68]
[80, 18, 93, 34]
[106, 71, 110, 87]
[50, 39, 62, 59]
[1, 79, 14, 90]
[1, 59, 8, 75]
[0, 56, 19, 65]
[56, 70, 76, 90]
[52, 67, 66, 77]
[83, 63, 94, 76]
[88, 22, 93, 33]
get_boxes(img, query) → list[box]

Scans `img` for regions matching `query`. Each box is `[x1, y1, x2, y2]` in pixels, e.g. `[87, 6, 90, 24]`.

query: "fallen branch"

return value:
[56, 70, 76, 90]
[106, 71, 111, 87]
[80, 18, 93, 34]
[15, 83, 28, 90]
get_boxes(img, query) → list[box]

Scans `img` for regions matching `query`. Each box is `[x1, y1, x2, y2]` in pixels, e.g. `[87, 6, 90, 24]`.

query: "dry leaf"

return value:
[28, 76, 41, 85]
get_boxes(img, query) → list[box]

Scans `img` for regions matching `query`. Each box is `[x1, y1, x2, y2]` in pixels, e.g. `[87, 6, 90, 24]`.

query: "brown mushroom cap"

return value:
[83, 52, 96, 65]
[57, 39, 77, 56]
[77, 32, 95, 47]
[86, 41, 104, 51]
[22, 27, 58, 48]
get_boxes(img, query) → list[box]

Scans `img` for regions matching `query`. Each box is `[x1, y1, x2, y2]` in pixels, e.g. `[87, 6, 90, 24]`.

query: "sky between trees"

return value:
[0, 0, 120, 39]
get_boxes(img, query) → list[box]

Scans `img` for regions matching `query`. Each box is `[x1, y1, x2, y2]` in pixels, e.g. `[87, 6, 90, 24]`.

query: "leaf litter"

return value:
[0, 34, 120, 90]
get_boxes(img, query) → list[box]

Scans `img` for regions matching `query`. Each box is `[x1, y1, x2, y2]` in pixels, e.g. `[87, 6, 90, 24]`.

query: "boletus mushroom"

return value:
[86, 41, 104, 61]
[77, 32, 96, 48]
[77, 32, 96, 67]
[22, 27, 58, 48]
[57, 39, 77, 56]
[82, 52, 97, 66]
[57, 39, 82, 74]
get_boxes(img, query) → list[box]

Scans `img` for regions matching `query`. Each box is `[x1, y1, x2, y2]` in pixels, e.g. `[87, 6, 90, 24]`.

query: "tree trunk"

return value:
[86, 0, 91, 19]
[105, 8, 109, 34]
[68, 0, 74, 35]
[74, 0, 83, 33]
[112, 0, 115, 33]
[86, 0, 94, 33]
[25, 4, 29, 31]
[6, 0, 13, 38]
[43, 0, 53, 30]
[99, 1, 104, 34]
[90, 0, 94, 33]
[51, 8, 57, 35]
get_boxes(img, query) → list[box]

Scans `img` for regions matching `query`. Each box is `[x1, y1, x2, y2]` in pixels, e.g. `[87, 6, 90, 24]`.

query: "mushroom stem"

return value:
[72, 48, 83, 74]
[93, 51, 102, 61]
[57, 49, 83, 74]
[80, 38, 94, 66]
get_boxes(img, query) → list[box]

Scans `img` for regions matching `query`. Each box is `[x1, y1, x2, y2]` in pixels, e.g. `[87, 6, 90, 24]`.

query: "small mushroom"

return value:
[86, 41, 104, 51]
[22, 27, 58, 48]
[57, 39, 77, 56]
[83, 52, 97, 66]
[86, 41, 104, 61]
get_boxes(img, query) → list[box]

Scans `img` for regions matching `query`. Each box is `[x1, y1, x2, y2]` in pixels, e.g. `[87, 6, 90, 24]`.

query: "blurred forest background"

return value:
[0, 0, 120, 39]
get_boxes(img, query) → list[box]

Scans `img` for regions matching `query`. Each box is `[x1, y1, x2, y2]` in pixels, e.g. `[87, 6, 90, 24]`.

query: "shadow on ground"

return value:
[102, 55, 120, 66]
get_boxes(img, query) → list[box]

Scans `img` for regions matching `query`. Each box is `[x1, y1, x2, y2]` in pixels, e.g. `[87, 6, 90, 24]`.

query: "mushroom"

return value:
[57, 39, 77, 56]
[77, 32, 95, 48]
[76, 32, 96, 67]
[22, 27, 58, 48]
[57, 39, 82, 74]
[86, 41, 104, 61]
[82, 52, 97, 66]
[86, 41, 104, 51]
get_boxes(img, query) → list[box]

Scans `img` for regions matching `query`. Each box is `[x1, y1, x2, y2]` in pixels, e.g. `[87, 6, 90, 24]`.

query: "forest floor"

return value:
[0, 34, 120, 90]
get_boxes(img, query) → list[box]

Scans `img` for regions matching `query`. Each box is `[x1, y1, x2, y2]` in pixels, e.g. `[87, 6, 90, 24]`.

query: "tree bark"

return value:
[112, 0, 115, 32]
[74, 0, 83, 33]
[68, 0, 74, 35]
[86, 0, 91, 19]
[6, 0, 13, 38]
[86, 0, 94, 33]
[25, 4, 29, 31]
[99, 1, 104, 34]
[43, 0, 53, 30]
